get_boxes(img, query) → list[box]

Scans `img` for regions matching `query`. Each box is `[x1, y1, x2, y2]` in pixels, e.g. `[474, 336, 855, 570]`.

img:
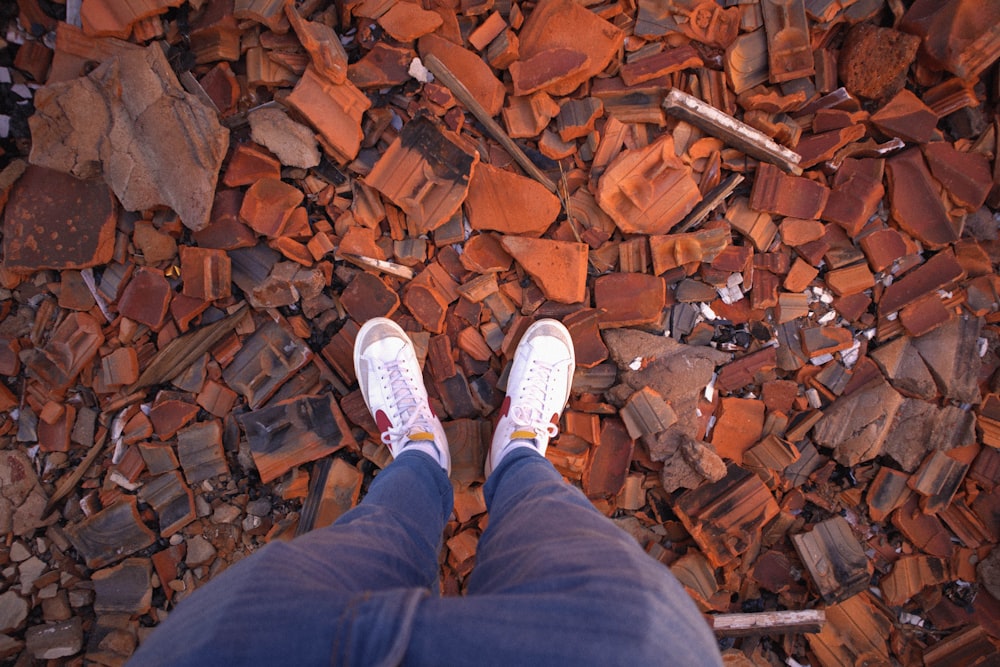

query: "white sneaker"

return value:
[353, 317, 450, 474]
[487, 319, 575, 476]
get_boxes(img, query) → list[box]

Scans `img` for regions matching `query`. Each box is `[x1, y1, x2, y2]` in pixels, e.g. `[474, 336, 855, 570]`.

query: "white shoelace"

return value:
[508, 360, 564, 440]
[379, 359, 435, 446]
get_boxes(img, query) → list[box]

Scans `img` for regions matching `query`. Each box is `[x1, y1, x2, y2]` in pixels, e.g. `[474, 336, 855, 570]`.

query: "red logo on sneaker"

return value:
[375, 410, 392, 439]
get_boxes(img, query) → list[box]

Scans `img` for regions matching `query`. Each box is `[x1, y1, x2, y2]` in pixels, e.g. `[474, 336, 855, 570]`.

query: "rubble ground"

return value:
[1, 0, 1000, 664]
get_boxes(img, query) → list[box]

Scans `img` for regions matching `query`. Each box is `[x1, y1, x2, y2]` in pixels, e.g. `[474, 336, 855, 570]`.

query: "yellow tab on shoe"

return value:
[408, 432, 436, 441]
[510, 430, 536, 441]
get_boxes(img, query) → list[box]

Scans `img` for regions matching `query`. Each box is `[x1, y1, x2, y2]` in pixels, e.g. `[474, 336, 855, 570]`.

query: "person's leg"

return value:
[129, 450, 453, 667]
[132, 318, 456, 667]
[405, 319, 721, 665]
[405, 448, 722, 666]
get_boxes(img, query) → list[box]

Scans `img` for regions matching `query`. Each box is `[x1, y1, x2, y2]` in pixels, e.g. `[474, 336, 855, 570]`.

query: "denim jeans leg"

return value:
[129, 450, 453, 667]
[404, 448, 722, 666]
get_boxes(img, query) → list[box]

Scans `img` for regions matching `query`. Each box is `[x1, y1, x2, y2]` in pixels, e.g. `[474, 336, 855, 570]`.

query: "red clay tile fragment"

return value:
[286, 66, 371, 162]
[239, 178, 304, 238]
[118, 267, 172, 330]
[284, 2, 348, 84]
[885, 149, 959, 249]
[594, 273, 666, 328]
[2, 166, 116, 273]
[348, 43, 414, 89]
[500, 237, 588, 304]
[222, 142, 281, 188]
[341, 272, 400, 321]
[366, 116, 479, 234]
[899, 0, 1000, 79]
[149, 399, 199, 441]
[922, 142, 992, 211]
[180, 246, 231, 300]
[879, 250, 965, 315]
[516, 0, 623, 96]
[81, 0, 184, 39]
[510, 48, 590, 96]
[378, 3, 443, 41]
[465, 162, 560, 237]
[583, 418, 635, 499]
[596, 133, 701, 234]
[712, 397, 765, 464]
[460, 233, 512, 273]
[750, 163, 830, 219]
[860, 228, 907, 273]
[621, 45, 702, 86]
[21, 312, 103, 390]
[759, 0, 813, 83]
[870, 90, 938, 144]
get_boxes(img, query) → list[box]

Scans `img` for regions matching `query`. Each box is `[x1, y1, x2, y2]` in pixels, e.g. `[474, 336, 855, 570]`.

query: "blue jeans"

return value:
[130, 449, 722, 666]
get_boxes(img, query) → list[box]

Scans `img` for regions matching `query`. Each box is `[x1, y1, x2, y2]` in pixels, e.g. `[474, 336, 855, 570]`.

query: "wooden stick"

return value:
[709, 609, 826, 637]
[423, 53, 557, 193]
[663, 88, 803, 175]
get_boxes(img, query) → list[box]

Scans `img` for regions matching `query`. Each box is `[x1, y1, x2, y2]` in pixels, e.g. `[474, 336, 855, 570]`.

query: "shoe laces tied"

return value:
[379, 359, 435, 446]
[509, 359, 563, 440]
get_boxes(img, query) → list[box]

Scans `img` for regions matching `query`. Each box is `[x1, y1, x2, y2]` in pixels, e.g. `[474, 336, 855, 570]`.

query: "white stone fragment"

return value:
[409, 57, 433, 83]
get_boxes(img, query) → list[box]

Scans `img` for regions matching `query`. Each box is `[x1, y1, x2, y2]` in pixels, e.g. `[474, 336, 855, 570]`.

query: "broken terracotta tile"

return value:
[879, 250, 965, 315]
[649, 226, 730, 275]
[81, 0, 184, 39]
[859, 228, 906, 273]
[286, 66, 371, 162]
[900, 0, 1000, 79]
[465, 162, 560, 236]
[792, 515, 870, 603]
[749, 163, 829, 219]
[378, 3, 443, 41]
[870, 90, 938, 144]
[674, 464, 780, 567]
[347, 42, 414, 89]
[238, 394, 353, 484]
[283, 2, 347, 84]
[711, 397, 765, 465]
[594, 273, 665, 328]
[117, 267, 171, 330]
[899, 294, 952, 337]
[341, 272, 400, 322]
[138, 471, 195, 537]
[499, 236, 588, 305]
[761, 0, 814, 83]
[909, 450, 970, 514]
[885, 149, 960, 249]
[222, 320, 312, 409]
[596, 133, 702, 234]
[176, 419, 229, 484]
[2, 166, 117, 273]
[179, 246, 231, 301]
[825, 263, 874, 296]
[514, 0, 623, 96]
[366, 116, 479, 234]
[620, 45, 703, 86]
[583, 418, 634, 499]
[812, 377, 904, 466]
[922, 141, 992, 211]
[239, 177, 304, 238]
